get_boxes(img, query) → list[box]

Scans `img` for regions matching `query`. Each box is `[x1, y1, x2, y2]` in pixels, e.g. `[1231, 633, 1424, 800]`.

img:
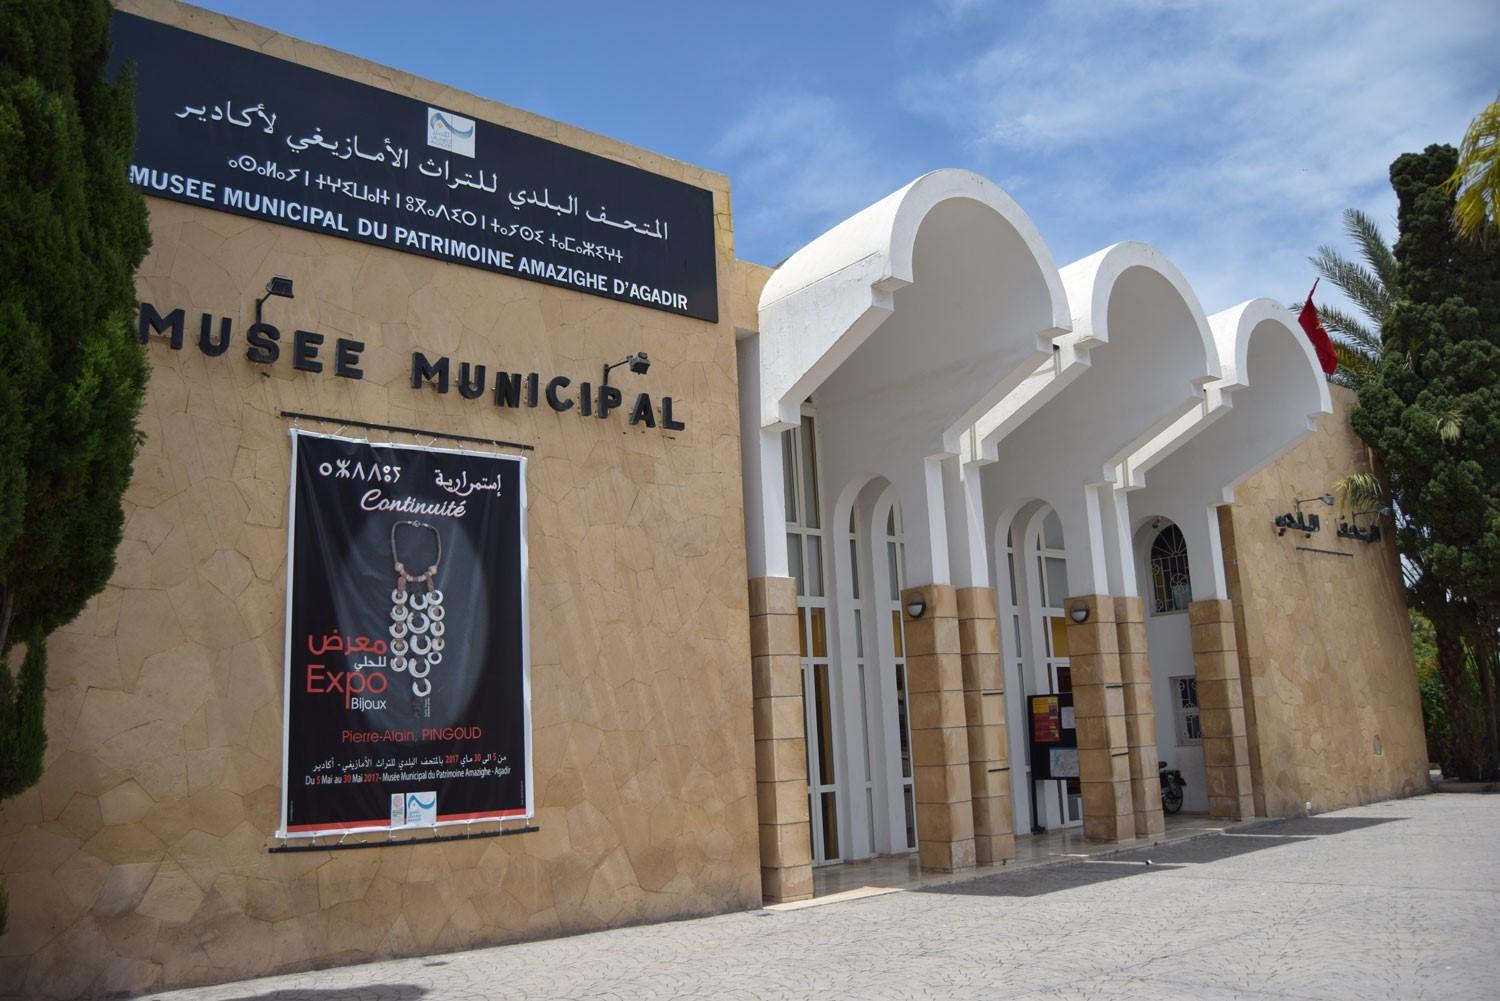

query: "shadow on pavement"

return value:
[222, 987, 427, 1001]
[919, 861, 1182, 898]
[1110, 834, 1310, 864]
[915, 814, 1405, 900]
[1234, 816, 1405, 837]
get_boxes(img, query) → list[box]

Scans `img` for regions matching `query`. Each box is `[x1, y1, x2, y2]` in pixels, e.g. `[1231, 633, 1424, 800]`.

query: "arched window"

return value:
[1149, 524, 1192, 614]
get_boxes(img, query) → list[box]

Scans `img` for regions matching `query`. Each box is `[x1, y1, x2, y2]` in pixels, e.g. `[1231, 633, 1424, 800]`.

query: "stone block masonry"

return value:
[1065, 595, 1134, 843]
[749, 576, 813, 901]
[903, 584, 977, 872]
[956, 587, 1016, 864]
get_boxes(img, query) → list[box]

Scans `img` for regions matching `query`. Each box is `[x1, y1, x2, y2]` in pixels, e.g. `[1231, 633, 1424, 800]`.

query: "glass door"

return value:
[883, 504, 917, 852]
[846, 507, 877, 853]
[1034, 510, 1082, 828]
[783, 414, 841, 865]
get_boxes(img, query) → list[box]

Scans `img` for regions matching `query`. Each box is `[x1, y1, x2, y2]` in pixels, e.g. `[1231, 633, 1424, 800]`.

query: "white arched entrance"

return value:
[1134, 517, 1208, 813]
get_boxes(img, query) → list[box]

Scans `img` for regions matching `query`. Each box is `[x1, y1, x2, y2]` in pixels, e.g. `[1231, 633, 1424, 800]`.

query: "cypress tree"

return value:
[0, 0, 151, 870]
[1351, 144, 1500, 779]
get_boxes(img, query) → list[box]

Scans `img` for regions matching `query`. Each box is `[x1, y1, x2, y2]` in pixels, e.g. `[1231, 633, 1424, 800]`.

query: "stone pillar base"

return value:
[749, 577, 813, 902]
[904, 584, 977, 873]
[1116, 596, 1165, 838]
[1191, 599, 1255, 821]
[957, 586, 1017, 865]
[1066, 595, 1135, 843]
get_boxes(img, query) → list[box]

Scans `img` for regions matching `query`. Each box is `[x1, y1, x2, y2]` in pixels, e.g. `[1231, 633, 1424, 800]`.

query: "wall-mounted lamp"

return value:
[602, 351, 650, 386]
[904, 596, 926, 620]
[1069, 604, 1090, 624]
[255, 274, 295, 325]
[1294, 493, 1336, 513]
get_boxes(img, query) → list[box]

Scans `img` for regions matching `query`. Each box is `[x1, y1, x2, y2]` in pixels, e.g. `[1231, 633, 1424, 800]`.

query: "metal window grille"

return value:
[1149, 524, 1193, 614]
[1172, 675, 1202, 745]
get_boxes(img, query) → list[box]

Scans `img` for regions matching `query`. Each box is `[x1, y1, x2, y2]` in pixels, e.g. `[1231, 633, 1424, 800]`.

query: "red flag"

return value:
[1298, 279, 1337, 376]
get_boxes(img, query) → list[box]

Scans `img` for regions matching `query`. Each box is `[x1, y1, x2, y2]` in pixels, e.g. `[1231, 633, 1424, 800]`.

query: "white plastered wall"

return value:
[1123, 298, 1335, 600]
[753, 169, 1070, 589]
[977, 242, 1222, 603]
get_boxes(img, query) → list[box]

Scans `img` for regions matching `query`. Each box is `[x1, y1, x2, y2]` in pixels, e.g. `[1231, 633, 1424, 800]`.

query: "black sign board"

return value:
[1027, 692, 1078, 781]
[109, 12, 719, 321]
[280, 432, 530, 837]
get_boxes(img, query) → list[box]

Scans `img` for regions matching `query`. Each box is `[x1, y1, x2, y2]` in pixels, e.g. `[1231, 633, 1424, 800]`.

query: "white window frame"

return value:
[1170, 674, 1202, 746]
[783, 410, 842, 866]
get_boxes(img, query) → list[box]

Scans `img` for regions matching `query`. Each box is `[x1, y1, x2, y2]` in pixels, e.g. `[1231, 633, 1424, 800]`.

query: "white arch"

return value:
[1121, 297, 1333, 491]
[761, 169, 1075, 586]
[1123, 298, 1334, 598]
[1127, 297, 1333, 504]
[976, 241, 1224, 599]
[757, 167, 1070, 442]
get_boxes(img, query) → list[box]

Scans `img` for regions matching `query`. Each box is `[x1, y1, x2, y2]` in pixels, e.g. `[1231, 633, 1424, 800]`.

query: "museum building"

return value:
[0, 2, 1429, 997]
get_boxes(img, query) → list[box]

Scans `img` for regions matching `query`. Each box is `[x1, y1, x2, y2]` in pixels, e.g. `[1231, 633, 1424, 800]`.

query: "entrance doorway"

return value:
[782, 414, 841, 864]
[1139, 518, 1207, 813]
[1030, 509, 1082, 828]
[1005, 507, 1082, 832]
[780, 419, 933, 867]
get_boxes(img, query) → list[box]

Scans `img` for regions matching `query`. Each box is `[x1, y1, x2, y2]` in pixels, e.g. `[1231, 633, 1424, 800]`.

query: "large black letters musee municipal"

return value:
[136, 301, 689, 433]
[282, 432, 529, 835]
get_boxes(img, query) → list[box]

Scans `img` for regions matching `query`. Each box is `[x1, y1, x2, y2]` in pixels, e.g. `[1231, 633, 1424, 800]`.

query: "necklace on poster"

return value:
[388, 519, 446, 698]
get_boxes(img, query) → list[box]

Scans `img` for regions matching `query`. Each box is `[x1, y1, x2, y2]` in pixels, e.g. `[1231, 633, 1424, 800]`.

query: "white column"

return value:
[1098, 484, 1140, 598]
[737, 335, 793, 579]
[1170, 502, 1228, 601]
[1059, 485, 1109, 599]
[895, 455, 952, 587]
[943, 455, 990, 590]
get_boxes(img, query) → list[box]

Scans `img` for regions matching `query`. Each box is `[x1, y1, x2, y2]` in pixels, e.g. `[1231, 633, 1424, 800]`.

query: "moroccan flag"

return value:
[1298, 279, 1337, 376]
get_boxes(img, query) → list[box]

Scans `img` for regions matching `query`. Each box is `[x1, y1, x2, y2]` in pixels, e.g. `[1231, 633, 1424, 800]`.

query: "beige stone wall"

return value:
[1220, 386, 1427, 819]
[1114, 597, 1164, 838]
[956, 586, 1016, 865]
[1188, 600, 1254, 821]
[1064, 596, 1135, 843]
[0, 3, 759, 997]
[902, 585, 977, 872]
[747, 578, 811, 901]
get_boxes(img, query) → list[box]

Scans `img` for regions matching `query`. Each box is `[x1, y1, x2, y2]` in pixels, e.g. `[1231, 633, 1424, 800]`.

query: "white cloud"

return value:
[714, 94, 912, 266]
[897, 0, 1499, 311]
[933, 0, 986, 21]
[707, 0, 1494, 319]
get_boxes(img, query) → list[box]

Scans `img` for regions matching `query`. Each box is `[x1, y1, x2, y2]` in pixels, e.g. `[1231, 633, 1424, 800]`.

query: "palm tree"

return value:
[1447, 97, 1500, 241]
[1305, 208, 1398, 389]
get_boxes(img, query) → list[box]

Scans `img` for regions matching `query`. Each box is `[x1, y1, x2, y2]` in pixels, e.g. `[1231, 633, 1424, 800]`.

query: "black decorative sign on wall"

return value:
[109, 12, 719, 321]
[280, 431, 530, 837]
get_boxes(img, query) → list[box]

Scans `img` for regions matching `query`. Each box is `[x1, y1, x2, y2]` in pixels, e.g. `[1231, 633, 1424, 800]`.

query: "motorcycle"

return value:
[1159, 761, 1186, 814]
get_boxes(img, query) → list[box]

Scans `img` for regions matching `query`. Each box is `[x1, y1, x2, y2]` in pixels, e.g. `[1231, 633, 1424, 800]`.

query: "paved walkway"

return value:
[140, 794, 1498, 1001]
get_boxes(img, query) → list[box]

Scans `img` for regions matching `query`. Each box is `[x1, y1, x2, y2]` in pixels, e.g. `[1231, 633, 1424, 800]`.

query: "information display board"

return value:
[279, 431, 530, 837]
[109, 12, 719, 321]
[1028, 692, 1078, 781]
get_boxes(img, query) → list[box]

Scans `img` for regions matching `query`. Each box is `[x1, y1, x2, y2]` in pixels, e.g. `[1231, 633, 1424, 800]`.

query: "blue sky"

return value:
[188, 0, 1497, 315]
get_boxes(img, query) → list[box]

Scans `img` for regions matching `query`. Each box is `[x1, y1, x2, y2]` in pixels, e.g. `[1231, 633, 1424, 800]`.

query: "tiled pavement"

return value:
[138, 794, 1498, 1000]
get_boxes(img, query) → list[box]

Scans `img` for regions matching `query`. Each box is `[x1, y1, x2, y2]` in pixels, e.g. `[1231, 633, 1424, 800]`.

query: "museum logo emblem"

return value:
[427, 106, 475, 158]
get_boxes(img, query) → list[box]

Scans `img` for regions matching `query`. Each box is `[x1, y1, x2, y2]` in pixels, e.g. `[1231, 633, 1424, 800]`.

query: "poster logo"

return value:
[426, 107, 475, 158]
[392, 791, 437, 827]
